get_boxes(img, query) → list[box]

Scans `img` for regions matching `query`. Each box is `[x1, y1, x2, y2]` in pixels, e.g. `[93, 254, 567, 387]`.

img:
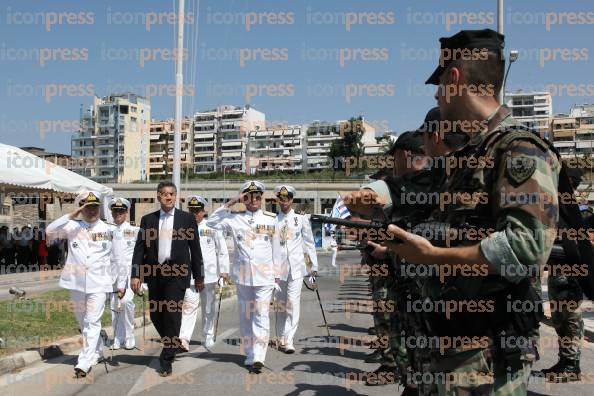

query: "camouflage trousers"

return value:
[430, 347, 533, 396]
[386, 284, 408, 370]
[548, 274, 584, 361]
[371, 273, 391, 339]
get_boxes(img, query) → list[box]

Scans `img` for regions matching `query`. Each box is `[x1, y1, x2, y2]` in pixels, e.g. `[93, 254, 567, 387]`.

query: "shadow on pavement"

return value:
[285, 383, 361, 395]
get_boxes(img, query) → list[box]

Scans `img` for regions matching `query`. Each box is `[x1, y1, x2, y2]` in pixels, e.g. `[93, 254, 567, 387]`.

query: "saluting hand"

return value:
[225, 193, 245, 208]
[69, 204, 88, 220]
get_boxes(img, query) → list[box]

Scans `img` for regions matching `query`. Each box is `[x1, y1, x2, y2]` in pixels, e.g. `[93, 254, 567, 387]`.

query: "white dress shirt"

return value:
[158, 207, 175, 264]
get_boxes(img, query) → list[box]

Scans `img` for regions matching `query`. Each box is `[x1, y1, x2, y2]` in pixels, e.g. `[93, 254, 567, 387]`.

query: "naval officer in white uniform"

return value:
[273, 185, 318, 353]
[206, 180, 278, 374]
[179, 195, 230, 350]
[46, 191, 121, 378]
[108, 197, 139, 351]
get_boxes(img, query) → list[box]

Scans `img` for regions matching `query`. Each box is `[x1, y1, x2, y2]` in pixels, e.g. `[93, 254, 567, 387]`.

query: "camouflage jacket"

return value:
[436, 106, 560, 284]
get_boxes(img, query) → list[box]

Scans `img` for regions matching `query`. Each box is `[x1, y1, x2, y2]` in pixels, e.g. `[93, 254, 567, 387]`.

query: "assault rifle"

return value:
[311, 214, 572, 263]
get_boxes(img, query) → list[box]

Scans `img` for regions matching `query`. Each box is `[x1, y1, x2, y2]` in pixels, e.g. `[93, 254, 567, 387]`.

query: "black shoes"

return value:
[251, 361, 264, 374]
[158, 366, 173, 377]
[542, 358, 581, 382]
[74, 367, 90, 378]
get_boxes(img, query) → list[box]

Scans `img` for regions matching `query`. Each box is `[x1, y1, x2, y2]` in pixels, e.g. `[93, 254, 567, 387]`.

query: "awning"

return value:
[0, 143, 114, 221]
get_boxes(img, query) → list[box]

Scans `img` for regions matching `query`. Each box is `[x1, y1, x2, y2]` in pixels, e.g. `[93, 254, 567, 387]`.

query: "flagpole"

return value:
[173, 0, 185, 207]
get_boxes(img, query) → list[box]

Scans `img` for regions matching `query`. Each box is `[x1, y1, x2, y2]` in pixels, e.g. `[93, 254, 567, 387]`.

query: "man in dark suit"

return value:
[131, 181, 204, 376]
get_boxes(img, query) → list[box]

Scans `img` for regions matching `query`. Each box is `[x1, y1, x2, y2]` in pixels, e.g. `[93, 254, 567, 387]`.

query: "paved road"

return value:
[1, 251, 593, 395]
[0, 269, 61, 301]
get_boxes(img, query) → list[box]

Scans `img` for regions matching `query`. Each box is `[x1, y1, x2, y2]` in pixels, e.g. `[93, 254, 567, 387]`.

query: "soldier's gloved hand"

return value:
[367, 241, 387, 259]
[131, 277, 141, 294]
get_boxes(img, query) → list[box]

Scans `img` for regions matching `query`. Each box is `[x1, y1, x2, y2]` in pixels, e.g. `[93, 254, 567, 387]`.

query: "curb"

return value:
[0, 285, 238, 376]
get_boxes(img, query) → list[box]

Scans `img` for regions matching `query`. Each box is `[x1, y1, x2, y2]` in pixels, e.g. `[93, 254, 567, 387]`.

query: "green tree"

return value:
[328, 116, 365, 172]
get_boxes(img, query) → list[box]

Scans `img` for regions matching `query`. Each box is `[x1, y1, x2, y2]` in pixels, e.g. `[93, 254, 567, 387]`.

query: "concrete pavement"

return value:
[1, 251, 594, 395]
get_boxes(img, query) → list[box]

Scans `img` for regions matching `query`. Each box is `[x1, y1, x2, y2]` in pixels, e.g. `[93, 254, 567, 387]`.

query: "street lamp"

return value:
[502, 50, 519, 105]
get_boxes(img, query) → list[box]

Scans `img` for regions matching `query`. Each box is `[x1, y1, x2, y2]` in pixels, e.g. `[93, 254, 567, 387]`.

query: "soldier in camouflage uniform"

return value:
[541, 167, 585, 382]
[386, 29, 560, 396]
[344, 131, 430, 387]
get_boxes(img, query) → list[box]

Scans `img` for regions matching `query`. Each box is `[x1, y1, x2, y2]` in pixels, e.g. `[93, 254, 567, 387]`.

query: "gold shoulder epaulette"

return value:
[263, 211, 276, 217]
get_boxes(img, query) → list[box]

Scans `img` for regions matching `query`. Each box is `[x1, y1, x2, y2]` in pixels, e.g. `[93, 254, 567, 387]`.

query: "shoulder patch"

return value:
[506, 155, 536, 187]
[295, 210, 306, 215]
[263, 211, 276, 217]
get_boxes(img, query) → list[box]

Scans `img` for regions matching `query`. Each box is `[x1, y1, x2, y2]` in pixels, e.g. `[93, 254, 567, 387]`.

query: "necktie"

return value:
[158, 213, 169, 264]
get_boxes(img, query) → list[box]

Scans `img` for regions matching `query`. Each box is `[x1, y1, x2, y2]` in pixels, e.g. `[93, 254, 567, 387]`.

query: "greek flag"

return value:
[325, 194, 351, 233]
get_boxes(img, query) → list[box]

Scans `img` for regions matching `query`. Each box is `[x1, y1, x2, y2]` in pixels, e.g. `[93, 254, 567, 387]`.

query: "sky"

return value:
[0, 0, 593, 154]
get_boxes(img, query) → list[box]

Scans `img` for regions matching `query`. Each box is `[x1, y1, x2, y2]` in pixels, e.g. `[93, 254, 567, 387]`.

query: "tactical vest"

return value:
[425, 124, 550, 339]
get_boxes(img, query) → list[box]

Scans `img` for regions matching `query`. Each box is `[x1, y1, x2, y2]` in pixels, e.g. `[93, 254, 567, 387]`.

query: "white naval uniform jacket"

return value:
[195, 220, 230, 284]
[273, 209, 319, 281]
[206, 206, 278, 286]
[111, 221, 140, 290]
[46, 214, 119, 293]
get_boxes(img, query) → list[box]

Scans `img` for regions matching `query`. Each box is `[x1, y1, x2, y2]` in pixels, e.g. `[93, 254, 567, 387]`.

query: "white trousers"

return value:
[110, 293, 135, 344]
[70, 290, 107, 371]
[331, 247, 338, 267]
[275, 274, 303, 346]
[179, 283, 218, 343]
[236, 284, 275, 364]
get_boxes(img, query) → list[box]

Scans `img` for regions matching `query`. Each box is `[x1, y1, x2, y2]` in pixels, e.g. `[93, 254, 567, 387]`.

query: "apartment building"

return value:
[504, 91, 553, 138]
[71, 93, 151, 183]
[305, 118, 378, 170]
[192, 105, 265, 173]
[246, 125, 306, 174]
[20, 147, 73, 170]
[551, 104, 594, 159]
[149, 118, 193, 178]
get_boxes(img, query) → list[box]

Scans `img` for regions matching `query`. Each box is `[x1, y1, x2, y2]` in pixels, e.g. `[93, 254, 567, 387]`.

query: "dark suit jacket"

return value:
[132, 208, 203, 288]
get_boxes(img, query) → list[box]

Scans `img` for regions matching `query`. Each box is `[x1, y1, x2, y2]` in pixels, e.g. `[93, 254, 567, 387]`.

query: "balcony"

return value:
[97, 161, 115, 168]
